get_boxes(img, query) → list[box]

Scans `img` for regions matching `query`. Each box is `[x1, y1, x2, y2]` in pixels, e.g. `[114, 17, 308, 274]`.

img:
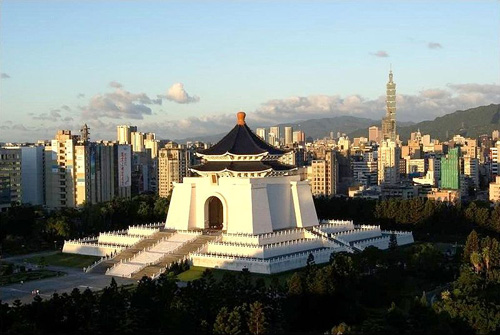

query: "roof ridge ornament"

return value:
[237, 111, 246, 125]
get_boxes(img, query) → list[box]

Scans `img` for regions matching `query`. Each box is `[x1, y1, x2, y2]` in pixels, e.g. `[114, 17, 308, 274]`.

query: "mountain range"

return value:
[178, 104, 500, 144]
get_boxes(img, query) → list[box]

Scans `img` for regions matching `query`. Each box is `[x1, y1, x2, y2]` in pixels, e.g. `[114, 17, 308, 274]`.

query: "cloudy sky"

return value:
[1, 1, 499, 142]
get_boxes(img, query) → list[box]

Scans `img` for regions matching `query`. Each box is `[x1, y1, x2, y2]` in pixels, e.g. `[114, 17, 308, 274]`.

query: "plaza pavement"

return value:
[0, 251, 135, 305]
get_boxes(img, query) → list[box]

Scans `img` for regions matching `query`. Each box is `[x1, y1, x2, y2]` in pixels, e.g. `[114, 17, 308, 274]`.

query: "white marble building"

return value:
[63, 112, 414, 277]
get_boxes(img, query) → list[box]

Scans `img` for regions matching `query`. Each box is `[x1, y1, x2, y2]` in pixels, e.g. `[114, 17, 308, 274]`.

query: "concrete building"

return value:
[0, 147, 22, 211]
[284, 126, 293, 147]
[352, 152, 378, 187]
[377, 140, 400, 185]
[45, 130, 77, 208]
[269, 126, 280, 146]
[130, 131, 145, 153]
[293, 130, 305, 145]
[463, 155, 479, 189]
[256, 128, 267, 141]
[307, 150, 338, 196]
[490, 176, 500, 202]
[117, 125, 137, 144]
[158, 142, 187, 197]
[368, 126, 379, 143]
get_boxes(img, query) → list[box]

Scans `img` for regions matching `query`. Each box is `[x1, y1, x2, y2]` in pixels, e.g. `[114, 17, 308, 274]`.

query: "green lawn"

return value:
[27, 252, 100, 268]
[177, 266, 296, 284]
[0, 269, 64, 286]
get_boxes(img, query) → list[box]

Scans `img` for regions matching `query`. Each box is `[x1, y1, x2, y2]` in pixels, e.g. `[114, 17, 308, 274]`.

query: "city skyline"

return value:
[1, 1, 500, 142]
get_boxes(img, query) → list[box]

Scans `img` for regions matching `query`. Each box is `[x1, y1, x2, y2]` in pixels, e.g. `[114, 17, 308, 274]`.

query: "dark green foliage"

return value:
[0, 194, 169, 255]
[314, 197, 500, 242]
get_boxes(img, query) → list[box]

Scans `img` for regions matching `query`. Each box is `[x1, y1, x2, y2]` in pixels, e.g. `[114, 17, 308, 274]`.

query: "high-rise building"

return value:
[284, 126, 293, 147]
[256, 128, 267, 141]
[45, 130, 77, 208]
[0, 147, 22, 211]
[269, 126, 280, 146]
[368, 126, 379, 143]
[440, 147, 460, 190]
[293, 130, 305, 145]
[20, 146, 45, 206]
[158, 142, 187, 197]
[117, 125, 137, 144]
[381, 70, 397, 141]
[377, 140, 400, 185]
[352, 152, 378, 187]
[490, 176, 500, 202]
[463, 155, 479, 189]
[307, 150, 338, 196]
[493, 130, 500, 141]
[131, 131, 145, 152]
[75, 143, 91, 205]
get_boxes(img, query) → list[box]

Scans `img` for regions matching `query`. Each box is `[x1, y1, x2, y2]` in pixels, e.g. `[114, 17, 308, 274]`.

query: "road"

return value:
[1, 251, 135, 305]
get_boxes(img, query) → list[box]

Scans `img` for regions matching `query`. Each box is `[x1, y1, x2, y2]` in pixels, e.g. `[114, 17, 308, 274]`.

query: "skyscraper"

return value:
[441, 148, 460, 190]
[256, 128, 267, 141]
[269, 126, 280, 146]
[284, 126, 293, 147]
[158, 142, 187, 197]
[378, 139, 401, 185]
[381, 70, 397, 141]
[117, 125, 137, 144]
[368, 126, 379, 143]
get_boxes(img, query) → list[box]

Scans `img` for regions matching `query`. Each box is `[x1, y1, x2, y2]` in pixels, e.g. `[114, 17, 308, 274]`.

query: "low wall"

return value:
[127, 226, 160, 236]
[221, 229, 307, 245]
[192, 248, 333, 274]
[207, 238, 323, 258]
[97, 233, 143, 246]
[332, 227, 381, 242]
[63, 242, 124, 257]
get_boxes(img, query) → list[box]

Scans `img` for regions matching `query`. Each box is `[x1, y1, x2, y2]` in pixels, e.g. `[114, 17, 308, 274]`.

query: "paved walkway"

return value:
[1, 251, 135, 305]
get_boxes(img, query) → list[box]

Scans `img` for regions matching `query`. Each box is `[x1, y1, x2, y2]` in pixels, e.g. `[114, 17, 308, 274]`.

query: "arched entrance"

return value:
[205, 196, 224, 230]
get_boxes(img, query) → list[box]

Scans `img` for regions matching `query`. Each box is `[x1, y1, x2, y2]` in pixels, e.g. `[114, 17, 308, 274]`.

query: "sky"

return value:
[1, 1, 500, 142]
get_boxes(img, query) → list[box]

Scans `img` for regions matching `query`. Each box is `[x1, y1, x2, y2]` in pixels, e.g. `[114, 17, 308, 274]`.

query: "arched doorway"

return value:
[206, 196, 224, 230]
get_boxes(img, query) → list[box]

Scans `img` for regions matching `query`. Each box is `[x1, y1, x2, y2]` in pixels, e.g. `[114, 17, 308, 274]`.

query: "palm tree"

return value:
[482, 247, 490, 272]
[470, 251, 482, 273]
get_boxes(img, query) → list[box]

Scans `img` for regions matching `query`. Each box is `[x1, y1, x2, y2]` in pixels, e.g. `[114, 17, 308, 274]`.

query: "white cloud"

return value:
[145, 83, 500, 139]
[428, 42, 443, 49]
[371, 50, 389, 58]
[81, 83, 162, 120]
[165, 83, 200, 104]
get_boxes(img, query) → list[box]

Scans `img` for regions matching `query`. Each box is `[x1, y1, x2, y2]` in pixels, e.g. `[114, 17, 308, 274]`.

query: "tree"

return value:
[46, 216, 71, 238]
[248, 301, 267, 335]
[288, 273, 303, 295]
[470, 251, 482, 273]
[482, 247, 490, 271]
[463, 230, 479, 263]
[490, 205, 500, 232]
[331, 322, 350, 335]
[389, 233, 398, 251]
[213, 306, 243, 335]
[306, 253, 315, 267]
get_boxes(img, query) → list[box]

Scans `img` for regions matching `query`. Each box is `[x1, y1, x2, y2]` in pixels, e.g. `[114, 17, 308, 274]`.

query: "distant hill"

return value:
[348, 104, 500, 141]
[178, 104, 500, 144]
[178, 115, 413, 143]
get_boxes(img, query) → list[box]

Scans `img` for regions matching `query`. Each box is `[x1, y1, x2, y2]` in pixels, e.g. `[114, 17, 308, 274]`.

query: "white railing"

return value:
[84, 251, 118, 273]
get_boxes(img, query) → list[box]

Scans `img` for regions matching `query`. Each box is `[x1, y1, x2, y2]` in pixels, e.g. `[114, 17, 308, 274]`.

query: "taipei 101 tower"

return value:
[381, 69, 397, 141]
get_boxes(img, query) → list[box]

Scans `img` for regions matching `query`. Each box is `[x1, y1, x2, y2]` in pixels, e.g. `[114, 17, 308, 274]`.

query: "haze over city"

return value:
[1, 1, 500, 142]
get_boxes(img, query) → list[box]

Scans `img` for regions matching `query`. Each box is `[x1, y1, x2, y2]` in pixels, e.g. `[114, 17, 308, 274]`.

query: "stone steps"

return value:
[131, 234, 220, 280]
[88, 230, 173, 274]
